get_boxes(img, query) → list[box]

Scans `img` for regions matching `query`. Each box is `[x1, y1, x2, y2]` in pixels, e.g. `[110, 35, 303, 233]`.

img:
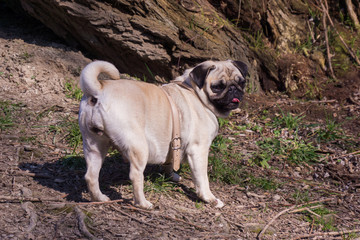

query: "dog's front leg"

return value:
[187, 148, 224, 208]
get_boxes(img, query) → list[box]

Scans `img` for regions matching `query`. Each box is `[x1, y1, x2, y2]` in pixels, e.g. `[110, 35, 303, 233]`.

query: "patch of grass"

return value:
[292, 189, 311, 204]
[312, 207, 333, 216]
[252, 137, 319, 166]
[303, 207, 338, 232]
[339, 11, 356, 30]
[248, 175, 280, 191]
[144, 173, 175, 193]
[61, 155, 86, 170]
[195, 201, 204, 209]
[49, 117, 82, 153]
[218, 117, 230, 128]
[272, 109, 305, 130]
[249, 142, 272, 169]
[0, 101, 22, 131]
[208, 154, 243, 184]
[64, 79, 83, 101]
[244, 31, 265, 50]
[304, 78, 322, 99]
[287, 139, 319, 164]
[251, 109, 326, 167]
[65, 120, 82, 153]
[20, 51, 33, 62]
[37, 105, 63, 120]
[315, 119, 343, 143]
[250, 124, 263, 133]
[208, 135, 244, 184]
[295, 34, 313, 53]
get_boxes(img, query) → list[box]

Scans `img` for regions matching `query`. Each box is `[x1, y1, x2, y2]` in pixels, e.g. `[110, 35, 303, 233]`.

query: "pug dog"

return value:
[79, 60, 248, 209]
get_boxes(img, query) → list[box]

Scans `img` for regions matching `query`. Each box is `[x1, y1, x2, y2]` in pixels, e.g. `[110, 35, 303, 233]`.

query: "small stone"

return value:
[23, 145, 34, 151]
[21, 187, 33, 198]
[293, 171, 301, 178]
[272, 194, 281, 201]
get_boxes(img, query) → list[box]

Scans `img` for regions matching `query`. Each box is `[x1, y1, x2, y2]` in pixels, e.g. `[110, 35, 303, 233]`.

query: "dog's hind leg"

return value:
[129, 153, 153, 208]
[83, 135, 110, 202]
[120, 137, 152, 209]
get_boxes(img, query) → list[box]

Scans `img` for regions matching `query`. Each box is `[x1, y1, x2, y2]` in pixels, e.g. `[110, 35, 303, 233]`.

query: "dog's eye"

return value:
[211, 82, 226, 93]
[240, 80, 246, 89]
[236, 76, 246, 88]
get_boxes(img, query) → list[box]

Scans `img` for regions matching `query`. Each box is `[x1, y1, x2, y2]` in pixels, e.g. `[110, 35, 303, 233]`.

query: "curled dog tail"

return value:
[80, 60, 120, 97]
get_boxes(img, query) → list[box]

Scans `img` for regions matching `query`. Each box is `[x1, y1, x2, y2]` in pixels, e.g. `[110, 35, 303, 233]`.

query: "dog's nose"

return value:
[229, 85, 237, 92]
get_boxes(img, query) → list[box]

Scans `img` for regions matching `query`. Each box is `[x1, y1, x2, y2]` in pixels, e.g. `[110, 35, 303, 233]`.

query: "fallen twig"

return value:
[310, 218, 315, 234]
[74, 199, 124, 205]
[306, 19, 316, 44]
[289, 205, 322, 216]
[304, 208, 321, 218]
[0, 195, 126, 205]
[320, 0, 336, 79]
[320, 150, 360, 162]
[308, 99, 337, 103]
[74, 206, 98, 240]
[0, 195, 65, 203]
[235, 0, 242, 26]
[257, 198, 334, 239]
[257, 205, 297, 239]
[301, 198, 334, 206]
[122, 205, 210, 231]
[109, 205, 162, 229]
[223, 217, 244, 229]
[292, 228, 360, 240]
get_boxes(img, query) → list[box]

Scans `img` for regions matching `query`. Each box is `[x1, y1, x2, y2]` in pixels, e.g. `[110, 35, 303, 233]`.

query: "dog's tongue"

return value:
[232, 98, 240, 103]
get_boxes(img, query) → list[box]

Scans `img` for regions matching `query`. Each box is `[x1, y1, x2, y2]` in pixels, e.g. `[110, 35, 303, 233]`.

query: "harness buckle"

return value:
[170, 137, 181, 150]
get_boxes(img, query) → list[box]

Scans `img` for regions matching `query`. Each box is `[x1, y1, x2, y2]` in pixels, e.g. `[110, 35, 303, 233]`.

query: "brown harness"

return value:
[160, 86, 181, 171]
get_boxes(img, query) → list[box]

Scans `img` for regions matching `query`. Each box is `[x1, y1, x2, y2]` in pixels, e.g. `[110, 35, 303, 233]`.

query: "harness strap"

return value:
[160, 87, 181, 171]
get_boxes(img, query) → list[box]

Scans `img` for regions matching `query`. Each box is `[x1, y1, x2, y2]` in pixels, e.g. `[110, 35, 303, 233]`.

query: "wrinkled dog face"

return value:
[185, 60, 248, 117]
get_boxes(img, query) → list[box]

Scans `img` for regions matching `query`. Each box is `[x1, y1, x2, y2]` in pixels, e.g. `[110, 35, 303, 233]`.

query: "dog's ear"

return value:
[232, 61, 248, 78]
[187, 64, 216, 89]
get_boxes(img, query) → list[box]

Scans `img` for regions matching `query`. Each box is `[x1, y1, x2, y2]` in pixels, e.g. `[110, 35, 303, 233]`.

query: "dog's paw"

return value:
[136, 200, 154, 210]
[213, 198, 224, 208]
[92, 194, 110, 202]
[170, 172, 182, 182]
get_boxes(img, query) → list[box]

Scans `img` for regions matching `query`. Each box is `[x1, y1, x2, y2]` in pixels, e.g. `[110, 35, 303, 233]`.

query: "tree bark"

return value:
[10, 0, 353, 95]
[18, 0, 257, 86]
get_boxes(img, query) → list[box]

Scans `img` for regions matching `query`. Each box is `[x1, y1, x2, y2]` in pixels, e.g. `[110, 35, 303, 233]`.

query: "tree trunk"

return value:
[18, 0, 258, 86]
[11, 0, 356, 95]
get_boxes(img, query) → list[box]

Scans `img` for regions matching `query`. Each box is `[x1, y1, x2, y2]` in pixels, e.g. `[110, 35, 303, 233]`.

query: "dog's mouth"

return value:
[231, 98, 240, 103]
[227, 98, 241, 109]
[212, 94, 242, 111]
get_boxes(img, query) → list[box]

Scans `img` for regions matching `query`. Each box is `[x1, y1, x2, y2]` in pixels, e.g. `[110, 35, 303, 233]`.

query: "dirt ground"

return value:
[0, 4, 359, 240]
